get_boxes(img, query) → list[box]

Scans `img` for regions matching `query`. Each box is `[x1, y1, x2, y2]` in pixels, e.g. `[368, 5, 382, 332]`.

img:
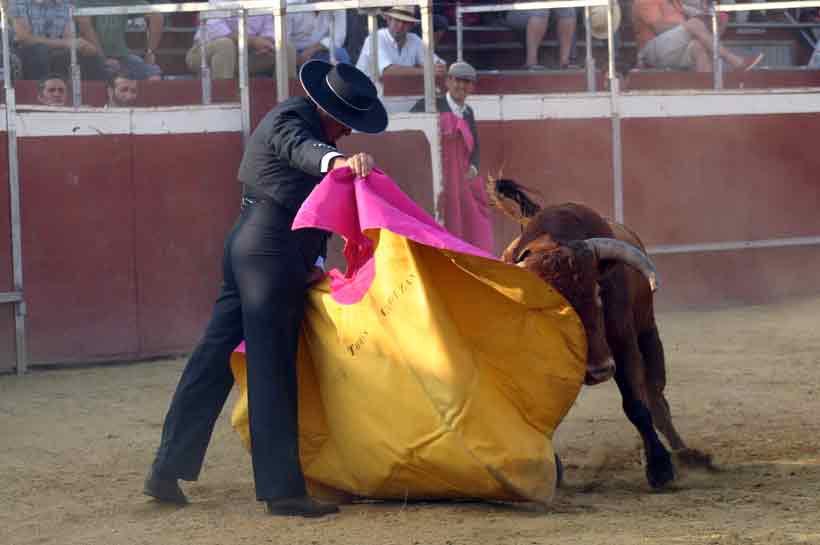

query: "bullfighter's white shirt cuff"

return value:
[321, 151, 344, 173]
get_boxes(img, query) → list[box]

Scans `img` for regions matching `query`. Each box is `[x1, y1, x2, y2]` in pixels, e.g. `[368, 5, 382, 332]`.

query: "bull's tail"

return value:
[486, 175, 543, 226]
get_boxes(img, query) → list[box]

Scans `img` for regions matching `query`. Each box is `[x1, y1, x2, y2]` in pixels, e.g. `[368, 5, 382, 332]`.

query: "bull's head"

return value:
[503, 233, 658, 386]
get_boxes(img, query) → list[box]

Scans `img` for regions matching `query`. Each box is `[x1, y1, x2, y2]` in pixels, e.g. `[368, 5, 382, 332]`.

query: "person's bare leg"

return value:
[690, 40, 712, 72]
[526, 15, 549, 66]
[682, 18, 746, 68]
[557, 16, 577, 66]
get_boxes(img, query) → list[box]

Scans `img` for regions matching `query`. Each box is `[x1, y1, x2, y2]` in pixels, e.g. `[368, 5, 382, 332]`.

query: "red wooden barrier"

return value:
[3, 79, 820, 366]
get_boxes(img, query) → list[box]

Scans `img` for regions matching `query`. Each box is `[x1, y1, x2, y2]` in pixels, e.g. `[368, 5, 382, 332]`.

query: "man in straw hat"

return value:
[633, 0, 763, 71]
[144, 60, 388, 518]
[356, 5, 445, 81]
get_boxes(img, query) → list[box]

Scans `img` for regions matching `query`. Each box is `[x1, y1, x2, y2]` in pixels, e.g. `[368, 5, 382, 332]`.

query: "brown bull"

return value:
[492, 178, 712, 489]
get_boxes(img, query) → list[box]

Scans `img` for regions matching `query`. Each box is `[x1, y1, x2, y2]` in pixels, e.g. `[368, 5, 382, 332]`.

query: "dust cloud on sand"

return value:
[2, 295, 819, 545]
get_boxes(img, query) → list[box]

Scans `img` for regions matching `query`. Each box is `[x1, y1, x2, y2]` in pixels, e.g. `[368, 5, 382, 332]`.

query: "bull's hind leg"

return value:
[638, 327, 714, 469]
[614, 369, 676, 489]
[604, 279, 675, 489]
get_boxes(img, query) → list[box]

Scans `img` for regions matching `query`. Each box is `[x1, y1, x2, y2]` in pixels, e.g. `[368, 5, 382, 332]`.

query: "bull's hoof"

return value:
[554, 452, 564, 488]
[674, 448, 716, 470]
[646, 452, 677, 490]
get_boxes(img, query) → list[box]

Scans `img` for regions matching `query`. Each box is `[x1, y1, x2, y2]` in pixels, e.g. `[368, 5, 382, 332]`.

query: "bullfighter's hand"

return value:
[333, 153, 375, 178]
[465, 164, 478, 179]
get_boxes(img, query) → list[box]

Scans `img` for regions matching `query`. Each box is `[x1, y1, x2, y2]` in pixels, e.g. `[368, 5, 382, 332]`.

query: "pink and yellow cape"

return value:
[229, 168, 586, 504]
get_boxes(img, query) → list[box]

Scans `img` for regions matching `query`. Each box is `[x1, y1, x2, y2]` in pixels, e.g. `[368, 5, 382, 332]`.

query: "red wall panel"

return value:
[476, 118, 614, 255]
[625, 70, 820, 92]
[6, 101, 820, 366]
[131, 133, 242, 355]
[623, 114, 820, 246]
[654, 245, 820, 309]
[19, 136, 138, 364]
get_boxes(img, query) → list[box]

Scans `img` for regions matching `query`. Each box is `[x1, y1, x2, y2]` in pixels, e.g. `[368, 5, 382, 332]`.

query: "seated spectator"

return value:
[410, 62, 493, 253]
[36, 73, 67, 105]
[0, 1, 24, 82]
[10, 0, 108, 80]
[287, 0, 350, 66]
[186, 0, 296, 80]
[75, 0, 163, 80]
[355, 6, 445, 82]
[504, 7, 578, 70]
[106, 70, 137, 107]
[633, 0, 763, 72]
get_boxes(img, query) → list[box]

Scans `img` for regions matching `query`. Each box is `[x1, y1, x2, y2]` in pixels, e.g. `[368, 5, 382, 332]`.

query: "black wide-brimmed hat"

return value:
[300, 61, 388, 134]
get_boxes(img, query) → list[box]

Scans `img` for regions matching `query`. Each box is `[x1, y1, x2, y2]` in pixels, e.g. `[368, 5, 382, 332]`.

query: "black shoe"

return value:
[265, 496, 339, 518]
[143, 472, 189, 505]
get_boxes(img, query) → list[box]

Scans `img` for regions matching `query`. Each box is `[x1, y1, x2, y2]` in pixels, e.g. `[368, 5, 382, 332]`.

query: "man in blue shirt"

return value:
[11, 0, 107, 80]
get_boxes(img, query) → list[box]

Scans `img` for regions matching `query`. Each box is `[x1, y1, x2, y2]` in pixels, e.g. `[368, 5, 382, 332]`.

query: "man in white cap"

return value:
[355, 6, 445, 81]
[144, 61, 388, 518]
[411, 62, 493, 253]
[412, 61, 479, 177]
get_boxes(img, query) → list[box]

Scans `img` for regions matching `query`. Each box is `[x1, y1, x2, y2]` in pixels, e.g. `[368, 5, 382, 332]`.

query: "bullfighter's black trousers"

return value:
[151, 198, 323, 501]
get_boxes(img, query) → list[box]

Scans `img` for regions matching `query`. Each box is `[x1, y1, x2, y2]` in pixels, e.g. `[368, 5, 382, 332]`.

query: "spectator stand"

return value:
[440, 0, 629, 73]
[0, 4, 26, 374]
[69, 1, 440, 138]
[626, 0, 820, 91]
[454, 0, 618, 93]
[711, 0, 820, 89]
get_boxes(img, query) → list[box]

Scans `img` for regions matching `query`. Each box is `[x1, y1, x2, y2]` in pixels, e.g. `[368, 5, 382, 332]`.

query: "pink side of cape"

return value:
[235, 168, 496, 354]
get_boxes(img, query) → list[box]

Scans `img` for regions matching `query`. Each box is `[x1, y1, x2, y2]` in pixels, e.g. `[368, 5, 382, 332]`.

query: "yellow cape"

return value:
[230, 229, 586, 504]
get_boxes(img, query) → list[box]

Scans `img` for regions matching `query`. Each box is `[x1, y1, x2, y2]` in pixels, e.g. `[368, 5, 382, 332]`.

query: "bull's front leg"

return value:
[615, 366, 676, 489]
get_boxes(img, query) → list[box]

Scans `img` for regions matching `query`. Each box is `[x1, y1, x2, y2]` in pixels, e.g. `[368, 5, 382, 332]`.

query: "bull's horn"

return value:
[584, 237, 660, 291]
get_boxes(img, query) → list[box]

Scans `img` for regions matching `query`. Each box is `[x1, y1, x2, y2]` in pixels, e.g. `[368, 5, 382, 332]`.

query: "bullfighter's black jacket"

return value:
[238, 96, 341, 214]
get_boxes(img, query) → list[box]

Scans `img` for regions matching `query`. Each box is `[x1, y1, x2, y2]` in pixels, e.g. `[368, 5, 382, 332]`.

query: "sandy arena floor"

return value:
[2, 295, 819, 545]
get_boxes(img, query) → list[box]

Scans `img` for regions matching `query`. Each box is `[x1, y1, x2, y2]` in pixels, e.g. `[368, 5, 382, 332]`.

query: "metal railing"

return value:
[71, 0, 440, 120]
[456, 0, 618, 93]
[712, 0, 820, 89]
[0, 6, 28, 374]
